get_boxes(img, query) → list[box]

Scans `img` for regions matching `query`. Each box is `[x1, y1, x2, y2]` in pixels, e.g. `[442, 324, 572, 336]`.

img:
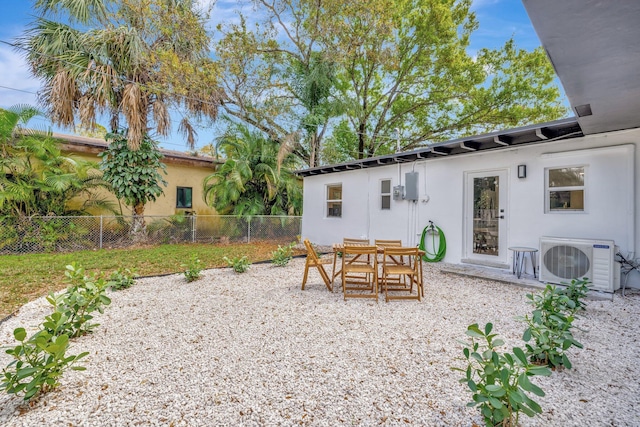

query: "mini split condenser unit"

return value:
[539, 237, 620, 293]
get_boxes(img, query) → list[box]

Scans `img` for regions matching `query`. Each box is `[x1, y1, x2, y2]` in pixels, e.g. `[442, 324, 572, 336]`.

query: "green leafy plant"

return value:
[1, 327, 88, 401]
[561, 278, 590, 312]
[109, 268, 137, 290]
[45, 263, 112, 338]
[223, 255, 251, 273]
[453, 323, 551, 427]
[518, 285, 583, 369]
[99, 132, 168, 238]
[271, 242, 295, 267]
[182, 254, 203, 282]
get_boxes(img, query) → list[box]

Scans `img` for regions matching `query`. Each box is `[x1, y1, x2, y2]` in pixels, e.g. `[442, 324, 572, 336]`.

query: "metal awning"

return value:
[295, 117, 582, 177]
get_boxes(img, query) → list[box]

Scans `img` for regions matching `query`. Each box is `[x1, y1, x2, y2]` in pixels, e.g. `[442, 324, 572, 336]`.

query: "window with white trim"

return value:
[381, 179, 391, 210]
[546, 166, 585, 212]
[326, 184, 342, 217]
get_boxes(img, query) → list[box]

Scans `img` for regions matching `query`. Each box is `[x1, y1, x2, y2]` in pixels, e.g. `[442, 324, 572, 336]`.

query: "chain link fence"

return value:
[0, 215, 302, 255]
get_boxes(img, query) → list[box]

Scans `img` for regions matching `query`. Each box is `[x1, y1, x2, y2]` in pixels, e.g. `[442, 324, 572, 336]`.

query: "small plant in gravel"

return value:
[45, 263, 112, 338]
[109, 268, 137, 290]
[453, 323, 551, 427]
[1, 327, 88, 401]
[182, 254, 203, 282]
[561, 278, 590, 312]
[518, 284, 583, 369]
[223, 255, 251, 273]
[271, 242, 295, 267]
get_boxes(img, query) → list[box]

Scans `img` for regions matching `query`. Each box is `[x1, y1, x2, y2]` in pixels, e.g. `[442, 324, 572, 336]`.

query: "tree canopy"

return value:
[216, 0, 567, 167]
[18, 0, 223, 150]
[99, 131, 167, 235]
[203, 123, 302, 216]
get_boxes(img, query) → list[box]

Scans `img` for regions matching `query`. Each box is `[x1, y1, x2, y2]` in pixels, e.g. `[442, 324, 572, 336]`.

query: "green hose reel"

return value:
[419, 221, 446, 262]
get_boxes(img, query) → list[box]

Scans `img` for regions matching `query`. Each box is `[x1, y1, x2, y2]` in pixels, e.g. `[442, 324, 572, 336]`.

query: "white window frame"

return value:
[545, 165, 586, 213]
[380, 179, 391, 210]
[326, 183, 342, 218]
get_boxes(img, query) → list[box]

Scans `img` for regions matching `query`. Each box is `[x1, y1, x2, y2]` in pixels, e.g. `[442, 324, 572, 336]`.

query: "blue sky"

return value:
[0, 0, 561, 151]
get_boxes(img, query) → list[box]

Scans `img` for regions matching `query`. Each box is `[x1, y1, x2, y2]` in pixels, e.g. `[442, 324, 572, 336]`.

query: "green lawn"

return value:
[0, 242, 301, 320]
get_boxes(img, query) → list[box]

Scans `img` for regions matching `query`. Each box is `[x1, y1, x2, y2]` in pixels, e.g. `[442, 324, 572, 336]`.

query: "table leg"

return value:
[515, 251, 525, 279]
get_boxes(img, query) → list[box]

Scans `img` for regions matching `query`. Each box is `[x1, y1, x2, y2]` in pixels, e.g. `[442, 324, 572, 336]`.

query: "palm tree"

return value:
[0, 106, 116, 218]
[203, 124, 302, 217]
[17, 0, 222, 150]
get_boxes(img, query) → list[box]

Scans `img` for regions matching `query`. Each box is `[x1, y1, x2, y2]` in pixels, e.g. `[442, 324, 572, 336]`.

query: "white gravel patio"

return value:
[0, 258, 639, 426]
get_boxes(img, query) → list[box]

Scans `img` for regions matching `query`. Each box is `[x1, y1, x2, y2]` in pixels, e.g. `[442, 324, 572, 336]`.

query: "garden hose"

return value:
[419, 221, 446, 262]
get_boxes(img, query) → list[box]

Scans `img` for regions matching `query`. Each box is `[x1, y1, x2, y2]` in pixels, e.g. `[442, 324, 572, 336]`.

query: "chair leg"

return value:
[301, 262, 310, 290]
[319, 265, 332, 292]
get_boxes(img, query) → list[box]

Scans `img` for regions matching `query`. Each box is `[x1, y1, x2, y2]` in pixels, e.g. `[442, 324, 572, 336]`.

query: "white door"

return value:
[465, 170, 508, 264]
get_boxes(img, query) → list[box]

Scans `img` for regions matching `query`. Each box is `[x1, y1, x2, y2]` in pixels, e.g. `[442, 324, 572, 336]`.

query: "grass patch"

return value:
[0, 241, 303, 320]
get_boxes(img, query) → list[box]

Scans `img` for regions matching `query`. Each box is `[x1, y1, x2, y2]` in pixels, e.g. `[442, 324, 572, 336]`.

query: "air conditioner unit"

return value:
[539, 237, 620, 293]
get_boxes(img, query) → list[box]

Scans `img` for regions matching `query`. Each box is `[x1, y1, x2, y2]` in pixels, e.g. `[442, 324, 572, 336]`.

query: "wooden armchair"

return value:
[380, 247, 423, 302]
[301, 239, 333, 292]
[342, 245, 378, 302]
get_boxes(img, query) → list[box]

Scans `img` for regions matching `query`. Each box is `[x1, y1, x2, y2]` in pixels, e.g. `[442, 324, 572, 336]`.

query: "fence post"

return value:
[247, 217, 251, 243]
[99, 215, 103, 249]
[191, 215, 196, 243]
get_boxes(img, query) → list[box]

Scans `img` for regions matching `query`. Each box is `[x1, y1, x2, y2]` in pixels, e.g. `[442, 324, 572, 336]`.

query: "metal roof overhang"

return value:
[295, 118, 582, 177]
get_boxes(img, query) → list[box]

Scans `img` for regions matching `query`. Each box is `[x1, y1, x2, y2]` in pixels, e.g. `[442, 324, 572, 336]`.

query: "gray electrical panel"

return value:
[405, 172, 419, 201]
[393, 185, 404, 200]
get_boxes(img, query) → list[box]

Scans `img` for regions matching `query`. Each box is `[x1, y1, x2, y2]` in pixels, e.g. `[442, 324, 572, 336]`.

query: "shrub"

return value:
[223, 255, 251, 273]
[518, 285, 583, 369]
[1, 327, 88, 401]
[45, 263, 112, 338]
[271, 242, 294, 267]
[454, 323, 551, 427]
[561, 278, 590, 312]
[182, 255, 203, 282]
[109, 268, 137, 290]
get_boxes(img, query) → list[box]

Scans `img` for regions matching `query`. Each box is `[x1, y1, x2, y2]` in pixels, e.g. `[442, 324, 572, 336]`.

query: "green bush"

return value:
[182, 254, 203, 282]
[223, 255, 251, 273]
[518, 285, 583, 369]
[561, 278, 590, 312]
[109, 268, 137, 290]
[1, 327, 88, 401]
[454, 323, 551, 427]
[271, 242, 294, 267]
[45, 263, 112, 338]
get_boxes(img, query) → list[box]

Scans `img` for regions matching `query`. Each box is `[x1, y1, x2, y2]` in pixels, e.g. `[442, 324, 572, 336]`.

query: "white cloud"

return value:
[471, 0, 501, 11]
[0, 45, 40, 108]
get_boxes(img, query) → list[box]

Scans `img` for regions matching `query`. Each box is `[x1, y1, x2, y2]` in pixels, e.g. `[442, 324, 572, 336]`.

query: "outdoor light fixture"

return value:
[517, 164, 527, 179]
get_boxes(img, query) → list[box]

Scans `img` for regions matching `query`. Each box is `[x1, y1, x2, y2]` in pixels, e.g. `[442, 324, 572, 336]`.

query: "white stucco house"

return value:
[295, 0, 640, 292]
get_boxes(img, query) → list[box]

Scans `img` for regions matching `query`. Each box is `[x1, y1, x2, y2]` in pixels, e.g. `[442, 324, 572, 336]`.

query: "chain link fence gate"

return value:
[0, 215, 302, 255]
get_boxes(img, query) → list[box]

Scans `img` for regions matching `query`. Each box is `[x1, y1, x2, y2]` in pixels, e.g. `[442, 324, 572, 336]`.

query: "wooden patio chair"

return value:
[375, 239, 406, 286]
[342, 245, 378, 302]
[338, 237, 372, 282]
[301, 239, 333, 292]
[380, 247, 422, 302]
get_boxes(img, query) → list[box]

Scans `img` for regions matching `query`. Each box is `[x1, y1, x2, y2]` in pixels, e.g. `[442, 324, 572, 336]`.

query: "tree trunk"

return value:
[309, 133, 317, 168]
[131, 202, 147, 242]
[358, 122, 366, 159]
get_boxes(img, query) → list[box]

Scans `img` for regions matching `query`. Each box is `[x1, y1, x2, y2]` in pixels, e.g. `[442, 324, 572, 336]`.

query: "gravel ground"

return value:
[0, 259, 639, 426]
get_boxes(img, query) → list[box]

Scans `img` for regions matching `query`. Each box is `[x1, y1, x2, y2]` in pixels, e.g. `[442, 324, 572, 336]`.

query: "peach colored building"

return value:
[54, 133, 220, 216]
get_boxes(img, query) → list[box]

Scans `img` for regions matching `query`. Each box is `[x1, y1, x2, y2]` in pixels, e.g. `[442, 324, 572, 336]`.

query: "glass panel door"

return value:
[466, 170, 508, 263]
[473, 176, 500, 255]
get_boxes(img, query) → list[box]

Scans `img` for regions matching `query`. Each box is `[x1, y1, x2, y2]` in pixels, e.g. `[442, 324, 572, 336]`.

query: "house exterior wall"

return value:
[301, 128, 639, 286]
[61, 147, 218, 216]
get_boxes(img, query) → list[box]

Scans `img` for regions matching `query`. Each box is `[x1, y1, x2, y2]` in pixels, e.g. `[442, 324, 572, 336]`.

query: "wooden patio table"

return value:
[330, 243, 425, 293]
